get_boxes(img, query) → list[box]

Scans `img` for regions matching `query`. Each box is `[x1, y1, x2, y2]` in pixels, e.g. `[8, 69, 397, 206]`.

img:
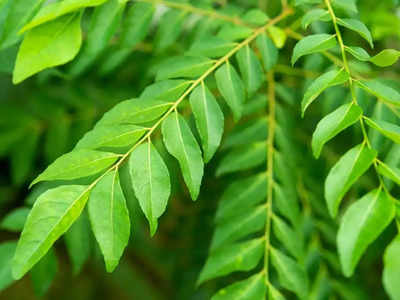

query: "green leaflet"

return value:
[312, 103, 363, 158]
[0, 241, 17, 291]
[332, 0, 357, 14]
[129, 142, 171, 235]
[270, 247, 309, 299]
[88, 170, 130, 272]
[242, 9, 269, 26]
[30, 149, 120, 187]
[162, 112, 204, 200]
[302, 68, 349, 116]
[383, 236, 400, 300]
[0, 207, 30, 232]
[356, 80, 400, 106]
[292, 34, 337, 65]
[268, 284, 286, 300]
[377, 162, 400, 185]
[210, 205, 266, 251]
[217, 24, 253, 42]
[338, 189, 395, 277]
[96, 98, 171, 126]
[301, 9, 330, 29]
[272, 215, 304, 260]
[236, 45, 264, 95]
[337, 18, 373, 48]
[267, 26, 287, 49]
[13, 13, 82, 84]
[325, 143, 377, 217]
[139, 80, 191, 102]
[30, 248, 57, 296]
[215, 173, 268, 222]
[188, 36, 237, 58]
[215, 62, 245, 121]
[345, 46, 370, 61]
[69, 0, 126, 75]
[274, 184, 300, 226]
[364, 117, 400, 144]
[370, 49, 400, 67]
[198, 238, 264, 285]
[216, 142, 267, 176]
[212, 273, 266, 300]
[64, 210, 91, 275]
[12, 185, 90, 279]
[156, 56, 214, 81]
[189, 83, 224, 162]
[256, 33, 278, 72]
[75, 124, 147, 151]
[20, 0, 106, 32]
[222, 117, 268, 149]
[154, 9, 186, 53]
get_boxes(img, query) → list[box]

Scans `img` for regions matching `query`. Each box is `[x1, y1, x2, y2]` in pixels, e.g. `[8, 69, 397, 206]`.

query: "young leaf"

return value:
[20, 0, 106, 32]
[325, 143, 377, 217]
[156, 56, 214, 81]
[337, 18, 373, 48]
[364, 117, 400, 144]
[139, 80, 191, 102]
[370, 49, 400, 67]
[270, 247, 309, 299]
[30, 249, 58, 296]
[302, 68, 349, 116]
[0, 207, 30, 232]
[292, 34, 337, 65]
[312, 103, 363, 158]
[75, 125, 147, 151]
[198, 238, 264, 284]
[267, 26, 287, 49]
[216, 142, 267, 176]
[189, 83, 224, 162]
[129, 142, 171, 235]
[30, 149, 120, 187]
[0, 241, 17, 291]
[162, 112, 204, 200]
[12, 185, 90, 279]
[188, 36, 236, 58]
[13, 13, 82, 84]
[356, 80, 400, 106]
[301, 9, 330, 29]
[236, 45, 264, 95]
[212, 273, 266, 300]
[256, 33, 278, 72]
[97, 98, 171, 126]
[215, 62, 245, 121]
[337, 189, 395, 276]
[383, 236, 400, 300]
[88, 170, 130, 272]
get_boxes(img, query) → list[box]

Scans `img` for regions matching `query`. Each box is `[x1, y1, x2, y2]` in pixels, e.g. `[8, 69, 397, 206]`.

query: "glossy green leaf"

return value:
[216, 142, 267, 176]
[130, 142, 170, 235]
[236, 45, 264, 95]
[30, 149, 120, 187]
[156, 56, 214, 81]
[356, 80, 400, 106]
[13, 185, 90, 279]
[215, 62, 245, 121]
[301, 9, 330, 29]
[337, 18, 373, 48]
[256, 33, 278, 72]
[97, 98, 171, 126]
[88, 170, 130, 272]
[30, 248, 57, 296]
[302, 68, 349, 116]
[139, 80, 191, 102]
[270, 247, 308, 299]
[0, 207, 30, 232]
[189, 83, 224, 162]
[292, 34, 337, 65]
[212, 273, 266, 300]
[188, 36, 236, 58]
[377, 162, 400, 185]
[312, 103, 363, 158]
[20, 0, 106, 32]
[338, 188, 395, 276]
[13, 13, 82, 84]
[198, 238, 264, 284]
[370, 49, 400, 67]
[75, 125, 147, 150]
[383, 235, 400, 300]
[162, 112, 204, 200]
[345, 46, 370, 61]
[364, 117, 400, 144]
[0, 241, 17, 291]
[325, 143, 377, 217]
